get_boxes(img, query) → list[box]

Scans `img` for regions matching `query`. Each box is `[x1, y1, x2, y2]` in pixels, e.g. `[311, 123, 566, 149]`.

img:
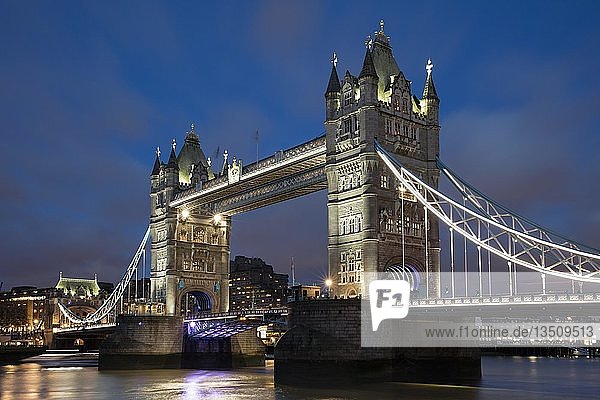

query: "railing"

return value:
[171, 135, 326, 205]
[410, 293, 600, 307]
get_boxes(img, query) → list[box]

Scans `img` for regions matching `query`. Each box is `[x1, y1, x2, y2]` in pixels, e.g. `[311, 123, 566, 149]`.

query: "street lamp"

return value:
[325, 278, 332, 298]
[180, 209, 190, 221]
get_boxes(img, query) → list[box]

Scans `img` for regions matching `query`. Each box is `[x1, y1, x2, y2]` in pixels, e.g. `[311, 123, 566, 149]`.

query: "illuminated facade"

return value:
[149, 21, 441, 314]
[325, 20, 441, 298]
[150, 125, 230, 315]
[228, 256, 288, 311]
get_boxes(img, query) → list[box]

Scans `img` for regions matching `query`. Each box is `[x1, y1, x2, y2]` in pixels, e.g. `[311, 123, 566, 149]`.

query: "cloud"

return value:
[441, 48, 600, 247]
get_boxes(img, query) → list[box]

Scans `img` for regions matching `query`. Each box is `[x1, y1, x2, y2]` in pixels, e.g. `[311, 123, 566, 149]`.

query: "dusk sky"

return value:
[1, 1, 599, 290]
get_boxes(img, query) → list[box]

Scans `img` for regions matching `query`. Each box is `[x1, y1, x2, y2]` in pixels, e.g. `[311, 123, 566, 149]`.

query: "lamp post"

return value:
[325, 278, 332, 298]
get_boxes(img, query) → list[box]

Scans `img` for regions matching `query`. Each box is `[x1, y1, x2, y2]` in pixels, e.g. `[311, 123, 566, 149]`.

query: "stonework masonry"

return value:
[275, 299, 481, 385]
[325, 23, 441, 299]
[99, 315, 184, 369]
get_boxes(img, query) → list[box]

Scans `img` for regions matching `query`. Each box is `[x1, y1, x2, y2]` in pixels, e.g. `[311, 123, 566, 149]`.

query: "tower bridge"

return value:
[50, 20, 600, 382]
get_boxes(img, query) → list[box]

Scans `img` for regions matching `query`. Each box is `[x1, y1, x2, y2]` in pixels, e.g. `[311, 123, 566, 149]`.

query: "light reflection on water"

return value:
[0, 357, 599, 399]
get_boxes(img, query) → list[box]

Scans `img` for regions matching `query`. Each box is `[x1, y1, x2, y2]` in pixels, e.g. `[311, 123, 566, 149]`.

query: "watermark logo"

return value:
[369, 279, 411, 331]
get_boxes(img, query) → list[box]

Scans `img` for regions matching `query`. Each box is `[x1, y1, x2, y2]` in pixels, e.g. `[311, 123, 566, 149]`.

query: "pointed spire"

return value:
[325, 52, 341, 94]
[423, 59, 438, 99]
[359, 47, 377, 79]
[221, 150, 229, 175]
[151, 146, 161, 175]
[373, 18, 391, 46]
[167, 138, 178, 168]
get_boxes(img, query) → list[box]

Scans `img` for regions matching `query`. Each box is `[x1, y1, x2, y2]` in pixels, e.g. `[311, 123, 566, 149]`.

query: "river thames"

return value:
[0, 354, 598, 399]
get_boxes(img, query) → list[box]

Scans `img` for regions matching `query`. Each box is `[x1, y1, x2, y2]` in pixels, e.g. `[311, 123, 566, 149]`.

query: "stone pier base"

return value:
[274, 299, 481, 386]
[182, 329, 265, 369]
[99, 315, 183, 370]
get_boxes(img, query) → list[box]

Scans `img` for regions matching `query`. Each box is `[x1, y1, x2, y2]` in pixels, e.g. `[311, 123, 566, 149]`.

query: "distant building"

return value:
[51, 273, 114, 327]
[229, 256, 288, 311]
[288, 284, 321, 301]
[0, 286, 56, 336]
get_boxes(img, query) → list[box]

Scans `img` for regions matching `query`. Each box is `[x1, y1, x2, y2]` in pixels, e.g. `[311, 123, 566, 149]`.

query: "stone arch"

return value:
[178, 287, 216, 318]
[383, 256, 425, 293]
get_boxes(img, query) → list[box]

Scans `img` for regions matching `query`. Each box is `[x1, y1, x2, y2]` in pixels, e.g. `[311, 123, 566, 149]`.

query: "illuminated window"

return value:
[385, 217, 394, 232]
[380, 174, 389, 189]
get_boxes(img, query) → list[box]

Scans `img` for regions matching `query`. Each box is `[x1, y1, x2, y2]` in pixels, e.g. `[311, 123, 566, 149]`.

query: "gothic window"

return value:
[380, 174, 389, 189]
[385, 119, 392, 135]
[402, 98, 409, 113]
[349, 217, 356, 233]
[385, 216, 394, 232]
[393, 95, 400, 111]
[413, 221, 422, 237]
[348, 257, 356, 272]
[403, 124, 409, 137]
[356, 215, 362, 231]
[343, 90, 352, 107]
[410, 126, 418, 141]
[182, 250, 192, 270]
[353, 116, 360, 134]
[179, 227, 189, 241]
[394, 121, 401, 136]
[343, 118, 352, 134]
[193, 227, 205, 243]
[207, 256, 215, 273]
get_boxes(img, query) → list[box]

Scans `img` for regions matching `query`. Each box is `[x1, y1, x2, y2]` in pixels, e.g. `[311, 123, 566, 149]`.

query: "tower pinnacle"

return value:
[423, 58, 438, 99]
[364, 35, 373, 50]
[325, 52, 342, 95]
[426, 58, 434, 75]
[151, 146, 162, 176]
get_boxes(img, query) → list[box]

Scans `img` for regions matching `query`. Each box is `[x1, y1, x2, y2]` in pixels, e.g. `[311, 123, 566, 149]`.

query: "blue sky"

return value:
[0, 1, 599, 289]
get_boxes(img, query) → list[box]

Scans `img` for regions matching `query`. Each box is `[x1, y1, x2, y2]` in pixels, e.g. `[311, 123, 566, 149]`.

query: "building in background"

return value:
[50, 273, 114, 329]
[229, 256, 288, 311]
[288, 284, 321, 302]
[0, 286, 56, 340]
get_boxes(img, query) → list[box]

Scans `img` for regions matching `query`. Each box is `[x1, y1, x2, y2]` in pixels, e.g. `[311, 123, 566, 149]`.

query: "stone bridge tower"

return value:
[325, 20, 441, 298]
[149, 125, 230, 316]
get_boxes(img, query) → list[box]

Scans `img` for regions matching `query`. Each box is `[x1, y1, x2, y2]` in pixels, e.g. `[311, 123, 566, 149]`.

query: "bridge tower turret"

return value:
[149, 127, 230, 317]
[325, 52, 341, 121]
[325, 20, 441, 299]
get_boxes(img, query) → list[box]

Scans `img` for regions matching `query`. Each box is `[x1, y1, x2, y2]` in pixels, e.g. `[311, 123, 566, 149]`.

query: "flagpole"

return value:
[256, 129, 259, 164]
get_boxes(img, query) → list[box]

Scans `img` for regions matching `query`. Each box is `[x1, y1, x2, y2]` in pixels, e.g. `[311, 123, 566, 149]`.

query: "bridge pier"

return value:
[274, 299, 481, 386]
[182, 330, 265, 369]
[99, 315, 184, 370]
